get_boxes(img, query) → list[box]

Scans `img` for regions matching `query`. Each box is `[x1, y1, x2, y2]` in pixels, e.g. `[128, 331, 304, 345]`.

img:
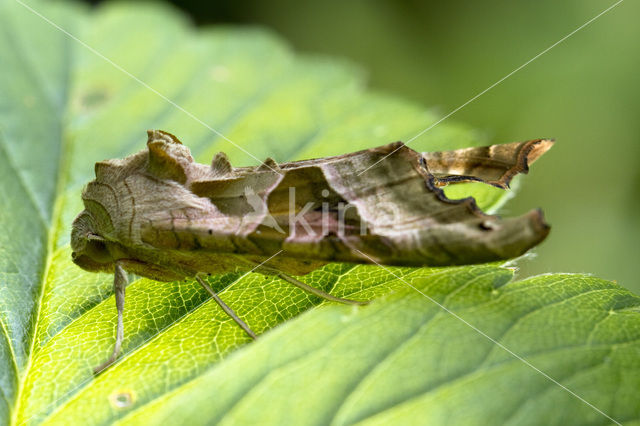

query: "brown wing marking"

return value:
[422, 139, 554, 189]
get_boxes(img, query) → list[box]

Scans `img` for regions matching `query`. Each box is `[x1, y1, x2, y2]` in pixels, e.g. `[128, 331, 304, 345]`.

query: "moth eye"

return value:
[479, 220, 497, 231]
[91, 239, 106, 251]
[85, 234, 112, 262]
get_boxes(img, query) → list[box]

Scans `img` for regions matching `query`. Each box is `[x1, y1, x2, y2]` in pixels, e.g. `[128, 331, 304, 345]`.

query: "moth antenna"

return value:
[211, 152, 233, 176]
[146, 130, 193, 183]
[258, 157, 280, 172]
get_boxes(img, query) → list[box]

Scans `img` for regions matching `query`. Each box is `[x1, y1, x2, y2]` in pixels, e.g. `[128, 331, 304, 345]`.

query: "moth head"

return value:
[70, 210, 116, 273]
[70, 210, 183, 281]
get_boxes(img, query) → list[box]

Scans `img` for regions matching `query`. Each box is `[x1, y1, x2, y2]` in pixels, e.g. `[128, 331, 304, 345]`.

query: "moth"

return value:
[71, 130, 552, 373]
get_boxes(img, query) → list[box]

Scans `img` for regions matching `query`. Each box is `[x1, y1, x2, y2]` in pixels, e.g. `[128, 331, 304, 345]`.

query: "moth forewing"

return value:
[71, 130, 552, 372]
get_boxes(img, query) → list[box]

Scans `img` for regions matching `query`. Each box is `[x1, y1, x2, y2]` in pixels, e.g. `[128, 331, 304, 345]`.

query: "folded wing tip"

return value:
[527, 138, 554, 165]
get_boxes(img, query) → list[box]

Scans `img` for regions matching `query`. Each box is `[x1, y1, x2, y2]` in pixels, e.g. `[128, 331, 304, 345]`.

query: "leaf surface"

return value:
[1, 1, 636, 425]
[117, 268, 640, 426]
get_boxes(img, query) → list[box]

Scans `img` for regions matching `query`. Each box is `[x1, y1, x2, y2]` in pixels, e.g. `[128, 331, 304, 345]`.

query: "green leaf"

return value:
[2, 1, 636, 425]
[115, 268, 640, 426]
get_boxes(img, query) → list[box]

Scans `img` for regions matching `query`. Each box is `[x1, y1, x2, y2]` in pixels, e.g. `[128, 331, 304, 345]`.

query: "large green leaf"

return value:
[117, 267, 640, 426]
[1, 1, 637, 425]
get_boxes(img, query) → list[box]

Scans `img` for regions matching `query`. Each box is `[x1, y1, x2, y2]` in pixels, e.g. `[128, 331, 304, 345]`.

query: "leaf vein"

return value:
[0, 314, 19, 384]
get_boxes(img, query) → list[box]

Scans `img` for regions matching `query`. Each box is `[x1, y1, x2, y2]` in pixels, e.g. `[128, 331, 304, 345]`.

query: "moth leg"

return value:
[94, 263, 127, 375]
[264, 267, 368, 306]
[195, 274, 257, 339]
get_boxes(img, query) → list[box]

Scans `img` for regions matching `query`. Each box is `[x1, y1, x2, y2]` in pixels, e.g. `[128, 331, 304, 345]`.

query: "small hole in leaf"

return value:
[109, 389, 135, 409]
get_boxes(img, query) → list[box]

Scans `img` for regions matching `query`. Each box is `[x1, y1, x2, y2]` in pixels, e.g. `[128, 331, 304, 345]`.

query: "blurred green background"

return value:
[87, 0, 640, 292]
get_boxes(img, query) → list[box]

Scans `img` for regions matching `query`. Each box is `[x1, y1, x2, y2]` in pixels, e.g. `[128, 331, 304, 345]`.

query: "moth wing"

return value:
[140, 140, 551, 275]
[195, 142, 548, 267]
[422, 139, 553, 189]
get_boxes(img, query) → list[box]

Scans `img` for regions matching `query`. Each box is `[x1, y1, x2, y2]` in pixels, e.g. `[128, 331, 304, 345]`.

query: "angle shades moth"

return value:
[71, 130, 552, 372]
